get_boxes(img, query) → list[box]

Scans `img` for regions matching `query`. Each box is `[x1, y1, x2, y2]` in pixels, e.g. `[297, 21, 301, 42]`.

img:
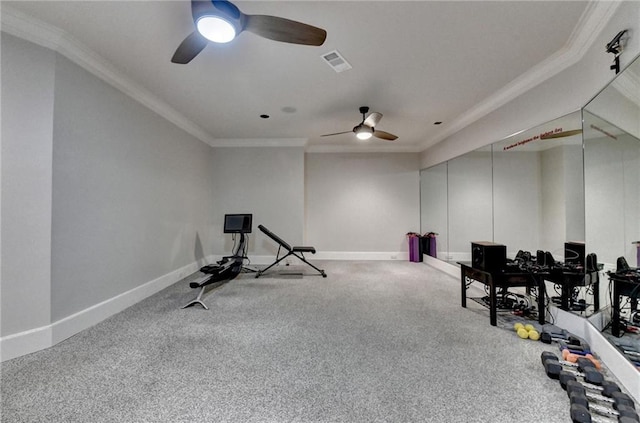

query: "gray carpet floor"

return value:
[2, 261, 575, 422]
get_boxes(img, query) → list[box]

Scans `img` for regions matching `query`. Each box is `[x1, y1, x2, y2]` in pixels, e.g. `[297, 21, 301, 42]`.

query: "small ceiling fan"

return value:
[321, 107, 398, 141]
[172, 0, 327, 64]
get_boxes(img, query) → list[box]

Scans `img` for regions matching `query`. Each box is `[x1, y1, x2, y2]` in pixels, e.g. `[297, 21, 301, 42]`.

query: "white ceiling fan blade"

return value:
[363, 112, 382, 128]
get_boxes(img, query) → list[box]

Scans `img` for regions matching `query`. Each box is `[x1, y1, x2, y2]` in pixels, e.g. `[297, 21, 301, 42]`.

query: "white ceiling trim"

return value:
[1, 6, 222, 148]
[306, 144, 423, 154]
[418, 0, 622, 152]
[213, 138, 308, 148]
[612, 66, 640, 108]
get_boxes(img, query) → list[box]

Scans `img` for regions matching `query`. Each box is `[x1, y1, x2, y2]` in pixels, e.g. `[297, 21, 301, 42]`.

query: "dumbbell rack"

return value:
[540, 350, 639, 422]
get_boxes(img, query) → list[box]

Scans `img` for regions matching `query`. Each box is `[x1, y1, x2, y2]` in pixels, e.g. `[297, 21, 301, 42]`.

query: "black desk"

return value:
[607, 271, 640, 337]
[460, 264, 546, 326]
[542, 269, 600, 312]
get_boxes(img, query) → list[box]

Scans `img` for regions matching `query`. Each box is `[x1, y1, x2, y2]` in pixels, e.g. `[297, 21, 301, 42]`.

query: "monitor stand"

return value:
[223, 232, 257, 273]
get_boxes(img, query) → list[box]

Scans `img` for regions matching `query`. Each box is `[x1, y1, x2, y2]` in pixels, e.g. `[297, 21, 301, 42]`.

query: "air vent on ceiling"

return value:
[321, 50, 352, 73]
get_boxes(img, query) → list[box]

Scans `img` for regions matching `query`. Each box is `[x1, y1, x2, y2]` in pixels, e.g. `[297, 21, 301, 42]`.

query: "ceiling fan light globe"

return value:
[356, 127, 373, 140]
[197, 16, 237, 43]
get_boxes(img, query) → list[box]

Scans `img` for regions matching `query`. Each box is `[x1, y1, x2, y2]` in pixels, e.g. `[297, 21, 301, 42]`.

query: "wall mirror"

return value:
[583, 53, 640, 355]
[419, 162, 448, 259]
[446, 145, 493, 263]
[584, 55, 640, 269]
[420, 111, 584, 265]
[420, 50, 640, 380]
[493, 112, 584, 259]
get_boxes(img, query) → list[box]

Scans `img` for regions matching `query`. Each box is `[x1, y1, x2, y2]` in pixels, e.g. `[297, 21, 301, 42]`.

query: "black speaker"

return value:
[565, 242, 585, 266]
[617, 256, 630, 273]
[471, 242, 506, 272]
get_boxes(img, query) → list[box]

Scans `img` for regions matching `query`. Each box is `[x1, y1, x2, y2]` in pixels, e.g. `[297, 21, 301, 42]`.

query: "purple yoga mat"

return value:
[409, 236, 420, 262]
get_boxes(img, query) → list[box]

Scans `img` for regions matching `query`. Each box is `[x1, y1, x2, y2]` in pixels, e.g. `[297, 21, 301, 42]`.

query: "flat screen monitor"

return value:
[223, 214, 252, 234]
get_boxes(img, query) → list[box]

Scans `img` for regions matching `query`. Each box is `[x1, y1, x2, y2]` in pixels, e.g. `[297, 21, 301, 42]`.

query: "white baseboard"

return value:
[423, 255, 460, 278]
[1, 256, 214, 362]
[232, 252, 409, 264]
[0, 325, 52, 363]
[249, 252, 409, 262]
[312, 251, 408, 261]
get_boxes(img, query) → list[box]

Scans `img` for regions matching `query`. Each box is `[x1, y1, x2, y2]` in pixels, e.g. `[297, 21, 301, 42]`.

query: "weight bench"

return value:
[256, 224, 326, 278]
[182, 256, 243, 309]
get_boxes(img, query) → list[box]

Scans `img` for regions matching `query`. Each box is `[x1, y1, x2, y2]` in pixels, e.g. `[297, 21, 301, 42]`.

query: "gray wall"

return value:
[305, 153, 420, 256]
[1, 34, 56, 337]
[50, 56, 215, 321]
[209, 147, 305, 257]
[1, 34, 215, 349]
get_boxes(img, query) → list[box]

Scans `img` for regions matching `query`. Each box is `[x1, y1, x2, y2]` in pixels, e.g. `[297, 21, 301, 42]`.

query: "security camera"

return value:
[606, 29, 628, 74]
[606, 29, 627, 54]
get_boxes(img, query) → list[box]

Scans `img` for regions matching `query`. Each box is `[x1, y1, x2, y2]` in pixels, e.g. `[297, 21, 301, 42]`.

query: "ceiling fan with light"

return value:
[321, 107, 398, 141]
[171, 0, 327, 64]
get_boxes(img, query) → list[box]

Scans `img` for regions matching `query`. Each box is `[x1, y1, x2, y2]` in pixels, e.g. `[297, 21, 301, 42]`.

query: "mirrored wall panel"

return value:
[419, 111, 583, 265]
[584, 55, 640, 269]
[493, 112, 584, 258]
[419, 162, 448, 258]
[447, 145, 492, 262]
[420, 50, 640, 383]
[583, 53, 640, 367]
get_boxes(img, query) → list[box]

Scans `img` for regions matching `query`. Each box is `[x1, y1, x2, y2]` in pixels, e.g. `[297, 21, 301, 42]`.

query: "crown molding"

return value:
[612, 66, 640, 108]
[1, 6, 219, 148]
[419, 1, 622, 152]
[305, 143, 423, 154]
[213, 138, 308, 148]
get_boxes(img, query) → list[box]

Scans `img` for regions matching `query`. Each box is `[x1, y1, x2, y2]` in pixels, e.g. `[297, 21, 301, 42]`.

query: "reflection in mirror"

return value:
[420, 162, 448, 260]
[584, 111, 639, 268]
[492, 112, 585, 259]
[447, 145, 492, 264]
[583, 53, 640, 366]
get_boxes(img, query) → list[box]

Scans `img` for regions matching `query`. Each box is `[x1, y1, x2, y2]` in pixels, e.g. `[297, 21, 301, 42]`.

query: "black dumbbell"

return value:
[567, 381, 640, 422]
[560, 340, 592, 355]
[569, 390, 640, 422]
[543, 358, 603, 386]
[568, 380, 635, 409]
[542, 351, 597, 373]
[541, 325, 590, 348]
[541, 324, 569, 343]
[571, 403, 639, 423]
[559, 372, 621, 397]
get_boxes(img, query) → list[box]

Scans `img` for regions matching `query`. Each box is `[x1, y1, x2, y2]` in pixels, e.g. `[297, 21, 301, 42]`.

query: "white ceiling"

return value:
[2, 1, 605, 152]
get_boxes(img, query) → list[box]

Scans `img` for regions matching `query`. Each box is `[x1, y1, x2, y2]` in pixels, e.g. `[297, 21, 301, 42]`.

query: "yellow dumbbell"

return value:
[517, 327, 529, 339]
[514, 323, 540, 340]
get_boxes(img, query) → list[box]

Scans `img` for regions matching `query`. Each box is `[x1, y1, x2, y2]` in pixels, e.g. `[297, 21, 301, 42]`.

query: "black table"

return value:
[460, 263, 546, 326]
[542, 268, 600, 312]
[607, 271, 640, 337]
